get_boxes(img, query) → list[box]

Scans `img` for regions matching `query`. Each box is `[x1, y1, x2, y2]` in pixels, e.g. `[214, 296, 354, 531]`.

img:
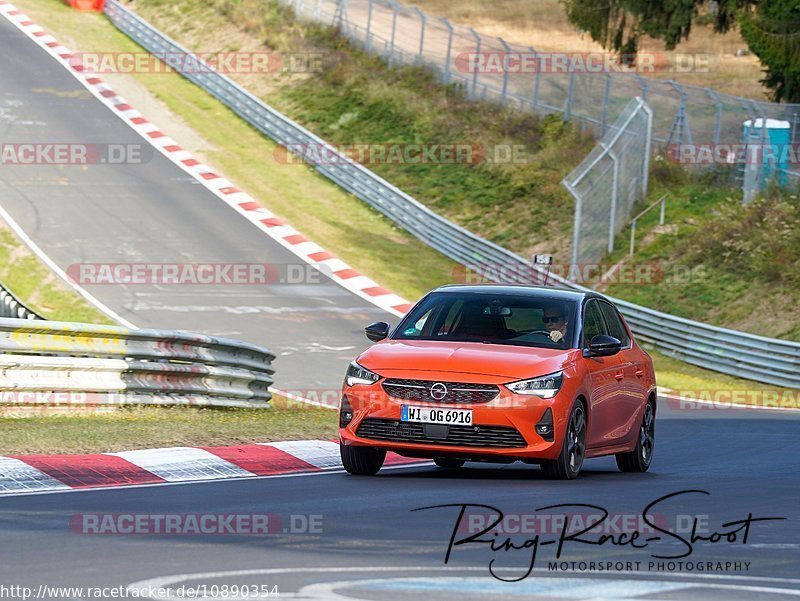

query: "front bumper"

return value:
[338, 379, 569, 461]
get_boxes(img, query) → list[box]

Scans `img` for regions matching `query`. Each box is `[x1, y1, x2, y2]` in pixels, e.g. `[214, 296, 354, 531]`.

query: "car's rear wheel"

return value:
[541, 400, 586, 480]
[434, 458, 465, 469]
[616, 400, 655, 473]
[340, 443, 386, 475]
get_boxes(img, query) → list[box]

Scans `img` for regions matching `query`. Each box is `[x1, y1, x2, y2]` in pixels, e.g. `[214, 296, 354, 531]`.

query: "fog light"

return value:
[535, 407, 554, 441]
[339, 395, 354, 428]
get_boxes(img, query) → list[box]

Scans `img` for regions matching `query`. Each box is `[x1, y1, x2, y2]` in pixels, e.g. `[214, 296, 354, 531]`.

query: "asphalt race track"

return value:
[1, 8, 799, 600]
[0, 14, 385, 392]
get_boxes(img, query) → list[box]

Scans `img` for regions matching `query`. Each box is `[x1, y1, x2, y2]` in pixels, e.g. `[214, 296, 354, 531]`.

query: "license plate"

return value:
[401, 405, 472, 425]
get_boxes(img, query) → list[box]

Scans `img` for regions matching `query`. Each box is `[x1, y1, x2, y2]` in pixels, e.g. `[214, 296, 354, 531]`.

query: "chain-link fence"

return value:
[562, 97, 652, 267]
[283, 0, 800, 191]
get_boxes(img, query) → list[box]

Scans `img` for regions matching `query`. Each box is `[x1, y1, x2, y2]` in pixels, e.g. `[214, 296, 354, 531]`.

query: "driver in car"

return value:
[543, 304, 569, 344]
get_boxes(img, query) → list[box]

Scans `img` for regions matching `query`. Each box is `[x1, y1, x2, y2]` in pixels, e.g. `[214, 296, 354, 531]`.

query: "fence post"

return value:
[365, 0, 373, 51]
[600, 73, 612, 135]
[565, 70, 576, 120]
[440, 17, 453, 85]
[634, 74, 648, 102]
[498, 37, 511, 106]
[706, 89, 723, 147]
[388, 0, 398, 65]
[604, 143, 619, 253]
[413, 7, 426, 61]
[565, 183, 582, 274]
[469, 28, 481, 100]
[640, 98, 653, 196]
[529, 46, 541, 111]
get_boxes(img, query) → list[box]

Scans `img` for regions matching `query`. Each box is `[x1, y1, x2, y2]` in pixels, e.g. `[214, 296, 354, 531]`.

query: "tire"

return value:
[616, 400, 655, 473]
[541, 400, 586, 480]
[340, 442, 386, 475]
[434, 458, 465, 469]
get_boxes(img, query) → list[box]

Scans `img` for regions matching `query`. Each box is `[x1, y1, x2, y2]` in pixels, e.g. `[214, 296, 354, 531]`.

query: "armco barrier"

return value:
[0, 281, 42, 320]
[100, 0, 800, 388]
[0, 318, 275, 407]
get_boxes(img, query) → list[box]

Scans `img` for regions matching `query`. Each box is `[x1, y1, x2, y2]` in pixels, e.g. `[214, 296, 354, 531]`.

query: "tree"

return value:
[560, 0, 800, 102]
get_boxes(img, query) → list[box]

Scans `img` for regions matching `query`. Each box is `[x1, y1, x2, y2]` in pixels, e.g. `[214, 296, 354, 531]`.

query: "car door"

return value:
[598, 301, 645, 443]
[581, 300, 624, 449]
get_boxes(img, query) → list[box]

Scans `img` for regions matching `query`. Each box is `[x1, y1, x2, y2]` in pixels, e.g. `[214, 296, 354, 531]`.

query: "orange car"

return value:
[339, 285, 657, 479]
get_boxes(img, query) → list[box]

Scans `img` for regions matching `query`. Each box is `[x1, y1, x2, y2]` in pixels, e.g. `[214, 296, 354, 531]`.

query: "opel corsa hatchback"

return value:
[339, 285, 657, 479]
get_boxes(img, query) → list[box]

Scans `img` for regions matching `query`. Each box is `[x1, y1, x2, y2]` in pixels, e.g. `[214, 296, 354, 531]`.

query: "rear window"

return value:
[394, 291, 577, 349]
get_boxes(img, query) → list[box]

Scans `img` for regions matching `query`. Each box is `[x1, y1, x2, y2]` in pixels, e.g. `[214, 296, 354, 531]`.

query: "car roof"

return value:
[431, 283, 608, 304]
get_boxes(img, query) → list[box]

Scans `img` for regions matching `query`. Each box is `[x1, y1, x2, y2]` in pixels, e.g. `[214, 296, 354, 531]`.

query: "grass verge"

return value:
[0, 223, 111, 324]
[0, 396, 336, 454]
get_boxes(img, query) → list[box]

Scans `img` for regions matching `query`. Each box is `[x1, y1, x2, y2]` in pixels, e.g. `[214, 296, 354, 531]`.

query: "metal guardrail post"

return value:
[468, 28, 481, 100]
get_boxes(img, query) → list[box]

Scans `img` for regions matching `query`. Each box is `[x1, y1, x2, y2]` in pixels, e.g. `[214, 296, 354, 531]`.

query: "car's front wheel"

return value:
[616, 400, 655, 473]
[541, 400, 586, 480]
[340, 442, 386, 475]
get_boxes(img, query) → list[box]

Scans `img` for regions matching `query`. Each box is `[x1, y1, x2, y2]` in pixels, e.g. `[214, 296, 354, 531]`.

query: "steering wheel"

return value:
[518, 329, 551, 337]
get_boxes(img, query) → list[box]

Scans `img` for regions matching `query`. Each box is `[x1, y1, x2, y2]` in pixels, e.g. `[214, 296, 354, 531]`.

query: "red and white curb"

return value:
[0, 440, 425, 495]
[0, 1, 413, 318]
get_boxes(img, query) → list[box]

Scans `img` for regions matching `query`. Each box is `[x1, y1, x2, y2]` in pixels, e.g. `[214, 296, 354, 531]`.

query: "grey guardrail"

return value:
[102, 0, 800, 389]
[0, 317, 275, 407]
[0, 280, 42, 320]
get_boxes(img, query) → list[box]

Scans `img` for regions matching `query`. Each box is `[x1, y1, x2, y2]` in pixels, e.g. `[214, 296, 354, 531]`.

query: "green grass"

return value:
[0, 226, 111, 323]
[602, 167, 800, 341]
[0, 396, 336, 454]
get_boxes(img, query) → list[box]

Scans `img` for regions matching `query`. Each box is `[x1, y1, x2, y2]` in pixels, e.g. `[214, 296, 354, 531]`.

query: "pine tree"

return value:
[560, 0, 800, 102]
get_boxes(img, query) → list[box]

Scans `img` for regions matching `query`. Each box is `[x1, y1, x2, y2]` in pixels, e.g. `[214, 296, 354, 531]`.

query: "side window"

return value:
[582, 301, 608, 347]
[599, 302, 631, 347]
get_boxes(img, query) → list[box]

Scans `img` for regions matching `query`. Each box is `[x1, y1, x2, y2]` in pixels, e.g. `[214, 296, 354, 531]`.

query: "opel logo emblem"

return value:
[430, 382, 448, 400]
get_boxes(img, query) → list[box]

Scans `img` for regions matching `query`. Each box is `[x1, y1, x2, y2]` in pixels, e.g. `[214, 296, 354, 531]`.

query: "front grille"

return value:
[382, 379, 499, 404]
[356, 418, 526, 448]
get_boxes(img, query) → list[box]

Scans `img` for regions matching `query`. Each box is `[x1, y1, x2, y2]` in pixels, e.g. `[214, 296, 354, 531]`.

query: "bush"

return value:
[690, 195, 800, 285]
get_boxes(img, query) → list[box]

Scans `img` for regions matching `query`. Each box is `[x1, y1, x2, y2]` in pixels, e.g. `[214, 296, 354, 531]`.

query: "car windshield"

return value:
[393, 291, 577, 349]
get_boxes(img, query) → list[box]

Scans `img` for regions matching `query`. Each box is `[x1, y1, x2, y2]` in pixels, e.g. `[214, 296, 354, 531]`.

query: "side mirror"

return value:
[584, 334, 621, 357]
[365, 321, 390, 343]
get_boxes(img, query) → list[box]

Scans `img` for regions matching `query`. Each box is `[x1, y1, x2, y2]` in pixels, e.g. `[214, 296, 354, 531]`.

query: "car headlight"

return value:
[345, 361, 380, 387]
[507, 371, 563, 398]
